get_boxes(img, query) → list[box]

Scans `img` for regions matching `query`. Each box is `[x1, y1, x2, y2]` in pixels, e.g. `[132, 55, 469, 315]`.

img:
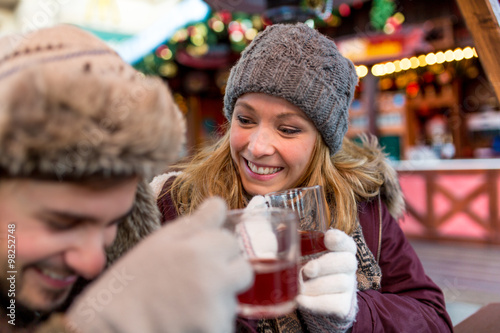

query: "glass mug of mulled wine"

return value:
[224, 208, 299, 319]
[265, 185, 329, 264]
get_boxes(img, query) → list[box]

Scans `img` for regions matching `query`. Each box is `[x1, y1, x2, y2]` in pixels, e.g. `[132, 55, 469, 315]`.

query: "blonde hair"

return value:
[166, 125, 388, 235]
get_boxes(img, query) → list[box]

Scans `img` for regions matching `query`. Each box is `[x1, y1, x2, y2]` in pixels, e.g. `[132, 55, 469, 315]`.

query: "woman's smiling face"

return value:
[230, 93, 318, 196]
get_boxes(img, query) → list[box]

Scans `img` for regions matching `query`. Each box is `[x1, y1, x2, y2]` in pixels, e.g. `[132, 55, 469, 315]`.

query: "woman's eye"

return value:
[280, 127, 301, 135]
[236, 115, 253, 125]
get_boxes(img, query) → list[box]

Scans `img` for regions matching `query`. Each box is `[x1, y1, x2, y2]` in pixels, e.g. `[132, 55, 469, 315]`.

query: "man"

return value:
[0, 25, 252, 332]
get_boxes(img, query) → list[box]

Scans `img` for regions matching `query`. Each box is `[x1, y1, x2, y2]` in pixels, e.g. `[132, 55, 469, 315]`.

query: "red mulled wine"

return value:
[300, 230, 327, 257]
[238, 258, 298, 308]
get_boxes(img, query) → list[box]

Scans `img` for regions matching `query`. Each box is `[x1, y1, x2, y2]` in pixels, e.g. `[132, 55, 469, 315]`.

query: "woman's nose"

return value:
[248, 128, 275, 157]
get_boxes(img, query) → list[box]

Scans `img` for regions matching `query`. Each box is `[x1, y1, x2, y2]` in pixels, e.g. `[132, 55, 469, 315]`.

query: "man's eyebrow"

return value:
[40, 207, 134, 224]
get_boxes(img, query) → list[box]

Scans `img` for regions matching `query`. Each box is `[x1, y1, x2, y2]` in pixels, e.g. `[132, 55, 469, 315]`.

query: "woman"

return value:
[153, 23, 453, 332]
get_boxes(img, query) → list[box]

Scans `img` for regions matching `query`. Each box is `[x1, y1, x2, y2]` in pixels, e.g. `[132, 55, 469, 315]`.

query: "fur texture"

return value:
[107, 178, 161, 264]
[150, 171, 182, 198]
[356, 136, 406, 219]
[0, 25, 185, 179]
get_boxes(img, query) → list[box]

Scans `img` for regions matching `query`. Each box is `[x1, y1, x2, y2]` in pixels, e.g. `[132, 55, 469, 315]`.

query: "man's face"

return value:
[0, 177, 138, 313]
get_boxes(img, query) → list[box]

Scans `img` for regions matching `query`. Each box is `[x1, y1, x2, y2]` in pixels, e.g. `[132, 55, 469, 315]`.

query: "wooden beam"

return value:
[455, 0, 500, 100]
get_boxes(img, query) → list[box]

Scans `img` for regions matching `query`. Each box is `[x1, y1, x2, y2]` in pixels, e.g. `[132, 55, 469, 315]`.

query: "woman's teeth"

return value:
[248, 161, 281, 175]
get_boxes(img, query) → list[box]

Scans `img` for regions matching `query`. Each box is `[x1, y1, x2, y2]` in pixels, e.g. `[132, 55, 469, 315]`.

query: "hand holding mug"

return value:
[297, 229, 358, 328]
[265, 185, 329, 263]
[225, 206, 300, 319]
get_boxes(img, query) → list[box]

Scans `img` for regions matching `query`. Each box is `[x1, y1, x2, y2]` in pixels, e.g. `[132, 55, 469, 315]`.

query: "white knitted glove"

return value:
[237, 195, 277, 259]
[246, 195, 268, 210]
[297, 229, 358, 328]
[68, 197, 253, 333]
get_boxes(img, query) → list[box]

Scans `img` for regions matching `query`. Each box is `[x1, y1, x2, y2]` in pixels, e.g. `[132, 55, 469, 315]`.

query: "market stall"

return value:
[395, 159, 500, 244]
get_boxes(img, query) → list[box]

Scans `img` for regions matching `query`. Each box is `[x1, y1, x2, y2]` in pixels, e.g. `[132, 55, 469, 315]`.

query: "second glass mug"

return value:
[224, 207, 300, 319]
[264, 185, 329, 263]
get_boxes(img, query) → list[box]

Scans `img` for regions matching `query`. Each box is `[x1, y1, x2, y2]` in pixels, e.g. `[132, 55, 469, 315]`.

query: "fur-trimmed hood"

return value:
[107, 178, 161, 264]
[379, 158, 406, 220]
[353, 136, 406, 220]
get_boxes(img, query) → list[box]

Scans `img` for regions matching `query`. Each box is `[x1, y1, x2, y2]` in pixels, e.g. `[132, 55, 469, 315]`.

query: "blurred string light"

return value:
[383, 12, 404, 34]
[338, 3, 351, 17]
[355, 46, 478, 78]
[309, 1, 402, 34]
[370, 0, 396, 31]
[210, 18, 224, 32]
[156, 45, 173, 60]
[137, 9, 266, 76]
[224, 13, 263, 52]
[356, 65, 368, 78]
[245, 28, 258, 40]
[313, 0, 333, 20]
[159, 62, 178, 77]
[137, 0, 408, 77]
[136, 0, 407, 77]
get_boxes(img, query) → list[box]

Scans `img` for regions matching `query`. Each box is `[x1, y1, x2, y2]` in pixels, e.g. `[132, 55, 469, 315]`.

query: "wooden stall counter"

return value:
[393, 159, 500, 244]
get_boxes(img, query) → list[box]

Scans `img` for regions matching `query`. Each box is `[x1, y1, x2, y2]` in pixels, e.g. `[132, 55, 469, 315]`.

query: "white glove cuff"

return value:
[299, 291, 358, 333]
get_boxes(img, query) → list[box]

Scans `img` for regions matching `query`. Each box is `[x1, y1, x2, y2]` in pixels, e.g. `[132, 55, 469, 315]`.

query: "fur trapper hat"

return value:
[0, 24, 185, 180]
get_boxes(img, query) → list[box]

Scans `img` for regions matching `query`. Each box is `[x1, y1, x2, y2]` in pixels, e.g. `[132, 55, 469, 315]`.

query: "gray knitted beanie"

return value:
[224, 23, 358, 155]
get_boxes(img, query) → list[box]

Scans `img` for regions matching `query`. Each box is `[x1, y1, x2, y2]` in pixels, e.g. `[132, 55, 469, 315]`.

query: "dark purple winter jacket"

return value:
[157, 177, 453, 332]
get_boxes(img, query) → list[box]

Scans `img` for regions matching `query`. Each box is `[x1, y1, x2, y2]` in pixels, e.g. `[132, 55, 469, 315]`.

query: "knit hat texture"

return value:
[224, 23, 358, 155]
[0, 24, 185, 180]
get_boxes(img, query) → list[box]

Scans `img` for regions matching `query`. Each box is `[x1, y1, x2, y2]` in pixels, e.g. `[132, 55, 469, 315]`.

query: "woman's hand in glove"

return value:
[297, 229, 358, 321]
[68, 197, 253, 333]
[238, 195, 277, 259]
